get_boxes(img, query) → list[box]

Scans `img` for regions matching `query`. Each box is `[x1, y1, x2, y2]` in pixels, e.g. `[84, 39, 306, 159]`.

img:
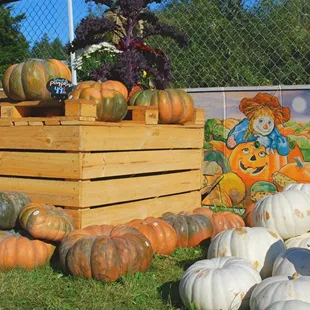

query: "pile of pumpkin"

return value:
[179, 183, 310, 310]
[2, 58, 195, 125]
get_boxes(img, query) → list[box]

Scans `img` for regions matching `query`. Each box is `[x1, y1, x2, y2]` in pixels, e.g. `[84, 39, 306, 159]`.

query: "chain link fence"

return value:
[2, 0, 310, 88]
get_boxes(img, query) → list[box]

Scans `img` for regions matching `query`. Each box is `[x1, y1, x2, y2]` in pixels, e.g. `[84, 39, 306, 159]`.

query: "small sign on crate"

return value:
[46, 78, 74, 100]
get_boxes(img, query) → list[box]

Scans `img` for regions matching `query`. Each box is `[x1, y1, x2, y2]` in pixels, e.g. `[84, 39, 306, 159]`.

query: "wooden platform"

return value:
[0, 99, 204, 228]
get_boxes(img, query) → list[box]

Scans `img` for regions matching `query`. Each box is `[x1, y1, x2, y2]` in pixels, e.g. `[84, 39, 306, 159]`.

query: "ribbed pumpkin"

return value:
[193, 207, 245, 238]
[0, 229, 55, 270]
[129, 89, 195, 124]
[0, 192, 31, 229]
[160, 211, 213, 248]
[125, 217, 177, 255]
[69, 82, 128, 122]
[19, 203, 75, 242]
[2, 59, 72, 101]
[59, 224, 153, 282]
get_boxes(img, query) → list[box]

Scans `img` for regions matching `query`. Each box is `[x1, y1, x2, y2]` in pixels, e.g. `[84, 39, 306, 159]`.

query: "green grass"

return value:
[0, 245, 209, 310]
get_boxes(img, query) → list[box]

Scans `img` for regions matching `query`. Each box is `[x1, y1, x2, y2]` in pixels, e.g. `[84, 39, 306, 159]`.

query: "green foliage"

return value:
[31, 33, 68, 61]
[0, 4, 29, 84]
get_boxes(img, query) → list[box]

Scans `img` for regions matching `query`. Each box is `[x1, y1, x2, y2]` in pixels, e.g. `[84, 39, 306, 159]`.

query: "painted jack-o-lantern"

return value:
[229, 142, 286, 189]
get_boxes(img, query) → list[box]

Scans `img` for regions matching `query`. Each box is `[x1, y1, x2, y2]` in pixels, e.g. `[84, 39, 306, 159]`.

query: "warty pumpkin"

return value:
[2, 59, 72, 101]
[125, 217, 177, 255]
[19, 202, 75, 242]
[160, 211, 213, 248]
[59, 224, 153, 282]
[128, 89, 195, 124]
[0, 229, 55, 270]
[0, 192, 31, 229]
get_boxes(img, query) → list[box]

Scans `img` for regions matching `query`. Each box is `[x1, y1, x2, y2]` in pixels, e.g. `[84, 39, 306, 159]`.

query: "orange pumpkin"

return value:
[125, 217, 177, 255]
[74, 80, 128, 99]
[128, 89, 195, 124]
[193, 207, 245, 238]
[2, 59, 72, 101]
[278, 157, 310, 183]
[202, 187, 233, 207]
[0, 229, 55, 270]
[19, 203, 75, 242]
[229, 142, 287, 189]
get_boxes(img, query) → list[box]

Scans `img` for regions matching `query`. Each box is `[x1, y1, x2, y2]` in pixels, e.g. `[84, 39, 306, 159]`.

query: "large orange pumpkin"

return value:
[2, 59, 72, 101]
[0, 229, 55, 270]
[19, 203, 75, 242]
[59, 224, 153, 282]
[128, 89, 195, 124]
[125, 217, 177, 255]
[229, 142, 287, 190]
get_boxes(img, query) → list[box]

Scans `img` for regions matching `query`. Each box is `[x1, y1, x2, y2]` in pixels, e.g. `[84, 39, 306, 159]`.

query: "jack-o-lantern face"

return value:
[229, 142, 286, 189]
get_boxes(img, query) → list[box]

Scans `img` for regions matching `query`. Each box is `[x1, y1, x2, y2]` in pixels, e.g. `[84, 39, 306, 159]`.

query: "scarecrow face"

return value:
[253, 115, 274, 136]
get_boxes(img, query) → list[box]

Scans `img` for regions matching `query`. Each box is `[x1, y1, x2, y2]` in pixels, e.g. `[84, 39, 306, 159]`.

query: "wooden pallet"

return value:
[0, 98, 204, 228]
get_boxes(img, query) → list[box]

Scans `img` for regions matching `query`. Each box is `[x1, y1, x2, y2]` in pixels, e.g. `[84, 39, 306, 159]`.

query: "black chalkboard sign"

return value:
[46, 78, 74, 100]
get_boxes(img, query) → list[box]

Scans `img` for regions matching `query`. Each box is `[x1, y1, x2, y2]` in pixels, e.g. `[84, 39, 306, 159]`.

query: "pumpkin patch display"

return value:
[69, 83, 128, 122]
[193, 207, 245, 238]
[160, 211, 213, 248]
[0, 229, 55, 270]
[272, 247, 310, 277]
[179, 257, 262, 310]
[128, 89, 195, 124]
[59, 224, 153, 282]
[250, 274, 310, 310]
[2, 59, 72, 101]
[125, 217, 177, 255]
[0, 192, 31, 230]
[19, 203, 75, 242]
[252, 189, 310, 240]
[207, 227, 286, 279]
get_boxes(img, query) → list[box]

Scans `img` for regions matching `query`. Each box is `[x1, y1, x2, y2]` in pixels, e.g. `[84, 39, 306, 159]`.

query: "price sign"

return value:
[46, 78, 74, 100]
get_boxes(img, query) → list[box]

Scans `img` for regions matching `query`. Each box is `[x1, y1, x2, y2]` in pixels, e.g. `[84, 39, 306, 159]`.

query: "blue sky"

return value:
[10, 0, 161, 47]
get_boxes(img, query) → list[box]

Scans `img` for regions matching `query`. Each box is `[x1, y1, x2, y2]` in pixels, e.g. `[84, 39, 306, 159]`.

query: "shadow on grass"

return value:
[159, 280, 185, 309]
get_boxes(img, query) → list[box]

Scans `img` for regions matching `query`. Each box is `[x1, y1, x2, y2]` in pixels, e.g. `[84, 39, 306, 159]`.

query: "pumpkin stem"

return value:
[293, 157, 304, 169]
[291, 272, 300, 280]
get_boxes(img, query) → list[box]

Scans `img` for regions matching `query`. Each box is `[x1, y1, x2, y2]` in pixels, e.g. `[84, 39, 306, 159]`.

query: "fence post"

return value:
[67, 0, 77, 85]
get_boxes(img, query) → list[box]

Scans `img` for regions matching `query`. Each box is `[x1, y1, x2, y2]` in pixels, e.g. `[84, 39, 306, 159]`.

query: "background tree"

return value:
[0, 4, 29, 84]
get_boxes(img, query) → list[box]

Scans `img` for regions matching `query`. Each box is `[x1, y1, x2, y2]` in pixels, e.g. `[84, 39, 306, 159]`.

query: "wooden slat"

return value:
[0, 177, 80, 206]
[81, 170, 201, 208]
[80, 125, 204, 151]
[0, 126, 80, 150]
[75, 191, 201, 228]
[81, 149, 203, 179]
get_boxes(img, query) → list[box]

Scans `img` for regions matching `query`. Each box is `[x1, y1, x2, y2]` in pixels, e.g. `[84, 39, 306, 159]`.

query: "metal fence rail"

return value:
[1, 0, 309, 88]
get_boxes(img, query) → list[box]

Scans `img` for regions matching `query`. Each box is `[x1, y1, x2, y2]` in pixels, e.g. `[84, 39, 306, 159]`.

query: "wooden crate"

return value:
[0, 99, 204, 228]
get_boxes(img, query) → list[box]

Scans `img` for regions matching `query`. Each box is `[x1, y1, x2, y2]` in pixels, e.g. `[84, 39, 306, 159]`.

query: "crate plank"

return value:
[81, 170, 201, 208]
[0, 177, 80, 206]
[80, 126, 204, 151]
[74, 191, 201, 228]
[81, 149, 203, 179]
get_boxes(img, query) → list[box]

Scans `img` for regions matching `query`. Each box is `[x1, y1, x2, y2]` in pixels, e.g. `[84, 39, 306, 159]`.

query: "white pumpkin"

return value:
[272, 247, 310, 276]
[250, 274, 310, 310]
[207, 227, 285, 279]
[179, 257, 261, 310]
[265, 300, 310, 310]
[285, 232, 310, 249]
[252, 190, 310, 239]
[284, 183, 310, 196]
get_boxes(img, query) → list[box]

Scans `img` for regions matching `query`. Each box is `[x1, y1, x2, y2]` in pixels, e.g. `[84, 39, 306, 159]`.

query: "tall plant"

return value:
[68, 0, 188, 91]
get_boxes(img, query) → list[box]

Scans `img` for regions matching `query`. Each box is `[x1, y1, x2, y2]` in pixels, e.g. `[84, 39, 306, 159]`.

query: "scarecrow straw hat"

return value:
[239, 92, 290, 125]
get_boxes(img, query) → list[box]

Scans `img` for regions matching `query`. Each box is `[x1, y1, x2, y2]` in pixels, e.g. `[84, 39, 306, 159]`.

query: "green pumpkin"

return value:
[204, 149, 231, 173]
[0, 192, 31, 229]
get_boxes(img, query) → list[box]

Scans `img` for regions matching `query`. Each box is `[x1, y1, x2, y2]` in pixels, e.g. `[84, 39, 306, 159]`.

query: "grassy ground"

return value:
[0, 244, 210, 310]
